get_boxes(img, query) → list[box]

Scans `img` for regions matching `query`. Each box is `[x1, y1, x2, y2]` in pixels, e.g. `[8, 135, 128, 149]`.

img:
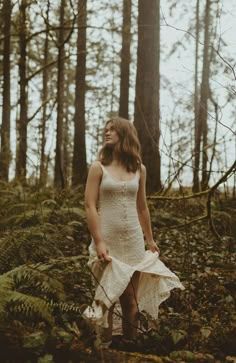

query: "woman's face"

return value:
[104, 122, 120, 147]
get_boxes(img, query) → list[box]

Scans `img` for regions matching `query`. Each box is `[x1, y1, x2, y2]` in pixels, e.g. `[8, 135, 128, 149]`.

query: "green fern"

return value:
[0, 256, 91, 327]
[8, 291, 55, 325]
[0, 275, 14, 318]
[0, 274, 54, 325]
[0, 184, 91, 330]
[7, 263, 65, 301]
[0, 226, 64, 274]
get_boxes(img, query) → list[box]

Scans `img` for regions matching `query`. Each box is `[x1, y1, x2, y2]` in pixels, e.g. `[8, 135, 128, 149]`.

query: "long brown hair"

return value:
[98, 117, 142, 172]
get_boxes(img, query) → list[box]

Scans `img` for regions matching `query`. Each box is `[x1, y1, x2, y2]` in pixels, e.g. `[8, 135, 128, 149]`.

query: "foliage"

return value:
[0, 184, 235, 362]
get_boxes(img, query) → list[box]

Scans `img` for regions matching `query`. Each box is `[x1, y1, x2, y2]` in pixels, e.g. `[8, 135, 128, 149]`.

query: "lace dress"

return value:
[84, 162, 185, 327]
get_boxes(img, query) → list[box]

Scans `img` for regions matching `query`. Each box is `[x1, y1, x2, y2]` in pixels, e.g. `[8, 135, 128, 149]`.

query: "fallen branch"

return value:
[148, 189, 209, 200]
[207, 161, 236, 242]
[148, 162, 236, 241]
[159, 215, 207, 231]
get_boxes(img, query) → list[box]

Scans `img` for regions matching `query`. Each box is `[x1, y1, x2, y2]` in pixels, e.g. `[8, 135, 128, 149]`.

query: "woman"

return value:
[84, 117, 184, 349]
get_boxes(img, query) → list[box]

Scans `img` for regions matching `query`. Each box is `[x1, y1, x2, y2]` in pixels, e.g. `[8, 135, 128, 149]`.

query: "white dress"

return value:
[85, 162, 185, 327]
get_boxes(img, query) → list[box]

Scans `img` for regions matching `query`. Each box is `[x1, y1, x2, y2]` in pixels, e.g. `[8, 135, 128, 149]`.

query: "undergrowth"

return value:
[0, 181, 235, 362]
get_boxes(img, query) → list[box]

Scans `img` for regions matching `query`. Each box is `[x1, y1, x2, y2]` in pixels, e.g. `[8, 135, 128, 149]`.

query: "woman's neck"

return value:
[111, 150, 121, 164]
[110, 158, 122, 167]
[110, 154, 127, 169]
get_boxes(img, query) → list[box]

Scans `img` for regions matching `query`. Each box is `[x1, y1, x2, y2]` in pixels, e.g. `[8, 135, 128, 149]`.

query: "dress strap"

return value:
[98, 161, 142, 181]
[136, 167, 141, 181]
[98, 161, 107, 174]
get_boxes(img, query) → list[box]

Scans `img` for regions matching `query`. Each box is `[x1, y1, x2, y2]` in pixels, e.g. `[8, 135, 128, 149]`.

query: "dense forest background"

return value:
[0, 0, 235, 192]
[0, 0, 236, 362]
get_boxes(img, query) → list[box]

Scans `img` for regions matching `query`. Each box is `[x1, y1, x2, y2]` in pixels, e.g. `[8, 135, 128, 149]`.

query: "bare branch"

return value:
[206, 161, 236, 242]
[25, 25, 120, 43]
[27, 99, 50, 123]
[148, 189, 210, 200]
[149, 162, 236, 242]
[161, 13, 236, 80]
[210, 161, 236, 192]
[159, 215, 208, 231]
[27, 56, 70, 82]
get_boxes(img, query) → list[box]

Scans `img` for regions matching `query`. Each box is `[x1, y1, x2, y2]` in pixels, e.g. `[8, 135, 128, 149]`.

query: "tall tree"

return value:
[15, 0, 28, 181]
[72, 0, 87, 186]
[63, 84, 70, 186]
[54, 0, 66, 188]
[0, 0, 12, 181]
[193, 0, 211, 192]
[134, 0, 161, 193]
[193, 0, 200, 192]
[119, 0, 132, 119]
[200, 0, 211, 191]
[39, 0, 50, 186]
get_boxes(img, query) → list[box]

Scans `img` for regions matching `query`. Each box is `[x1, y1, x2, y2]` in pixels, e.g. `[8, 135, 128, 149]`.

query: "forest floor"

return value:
[0, 184, 235, 363]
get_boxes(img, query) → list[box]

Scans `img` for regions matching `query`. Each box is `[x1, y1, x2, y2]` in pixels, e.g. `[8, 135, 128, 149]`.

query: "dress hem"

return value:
[85, 250, 185, 327]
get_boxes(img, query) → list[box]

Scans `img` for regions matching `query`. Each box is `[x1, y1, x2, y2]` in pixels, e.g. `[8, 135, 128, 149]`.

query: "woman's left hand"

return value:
[147, 240, 160, 254]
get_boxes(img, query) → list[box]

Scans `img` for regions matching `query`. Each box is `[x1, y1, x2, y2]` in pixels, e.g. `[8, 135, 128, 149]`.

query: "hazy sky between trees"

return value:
[3, 0, 236, 186]
[158, 0, 236, 185]
[81, 0, 236, 186]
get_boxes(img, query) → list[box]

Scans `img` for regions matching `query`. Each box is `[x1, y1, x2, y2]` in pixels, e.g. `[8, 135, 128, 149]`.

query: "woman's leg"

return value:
[102, 304, 115, 343]
[119, 271, 140, 340]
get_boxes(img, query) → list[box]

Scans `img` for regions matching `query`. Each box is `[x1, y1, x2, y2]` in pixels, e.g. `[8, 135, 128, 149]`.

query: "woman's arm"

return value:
[85, 161, 111, 261]
[136, 164, 160, 254]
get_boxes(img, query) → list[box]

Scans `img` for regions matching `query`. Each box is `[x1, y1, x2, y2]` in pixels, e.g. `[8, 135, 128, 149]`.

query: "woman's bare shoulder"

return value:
[140, 163, 146, 174]
[89, 160, 103, 176]
[90, 160, 101, 168]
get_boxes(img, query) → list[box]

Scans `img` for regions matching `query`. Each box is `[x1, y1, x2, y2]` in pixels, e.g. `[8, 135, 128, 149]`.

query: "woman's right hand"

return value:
[96, 241, 112, 262]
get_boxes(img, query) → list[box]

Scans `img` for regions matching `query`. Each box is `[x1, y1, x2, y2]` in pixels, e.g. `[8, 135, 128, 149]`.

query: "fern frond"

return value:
[60, 207, 86, 219]
[0, 263, 62, 325]
[0, 275, 14, 317]
[0, 226, 63, 274]
[41, 199, 57, 208]
[0, 209, 42, 228]
[6, 263, 65, 301]
[8, 291, 54, 325]
[0, 278, 55, 325]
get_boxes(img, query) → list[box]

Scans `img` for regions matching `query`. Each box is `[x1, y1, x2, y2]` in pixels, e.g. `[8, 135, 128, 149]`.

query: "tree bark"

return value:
[39, 0, 50, 186]
[63, 96, 70, 186]
[54, 0, 66, 189]
[15, 0, 28, 181]
[206, 4, 219, 187]
[134, 0, 161, 193]
[200, 0, 211, 191]
[193, 0, 200, 192]
[119, 0, 131, 119]
[0, 0, 12, 181]
[193, 0, 211, 192]
[72, 0, 87, 186]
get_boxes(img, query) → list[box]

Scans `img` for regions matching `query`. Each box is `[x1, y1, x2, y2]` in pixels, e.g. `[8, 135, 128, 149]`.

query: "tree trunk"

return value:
[72, 0, 87, 186]
[15, 0, 28, 181]
[0, 0, 12, 181]
[193, 0, 200, 192]
[54, 0, 66, 189]
[39, 0, 50, 186]
[134, 0, 161, 193]
[234, 138, 236, 198]
[63, 98, 70, 187]
[206, 5, 219, 187]
[200, 0, 211, 191]
[119, 0, 131, 119]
